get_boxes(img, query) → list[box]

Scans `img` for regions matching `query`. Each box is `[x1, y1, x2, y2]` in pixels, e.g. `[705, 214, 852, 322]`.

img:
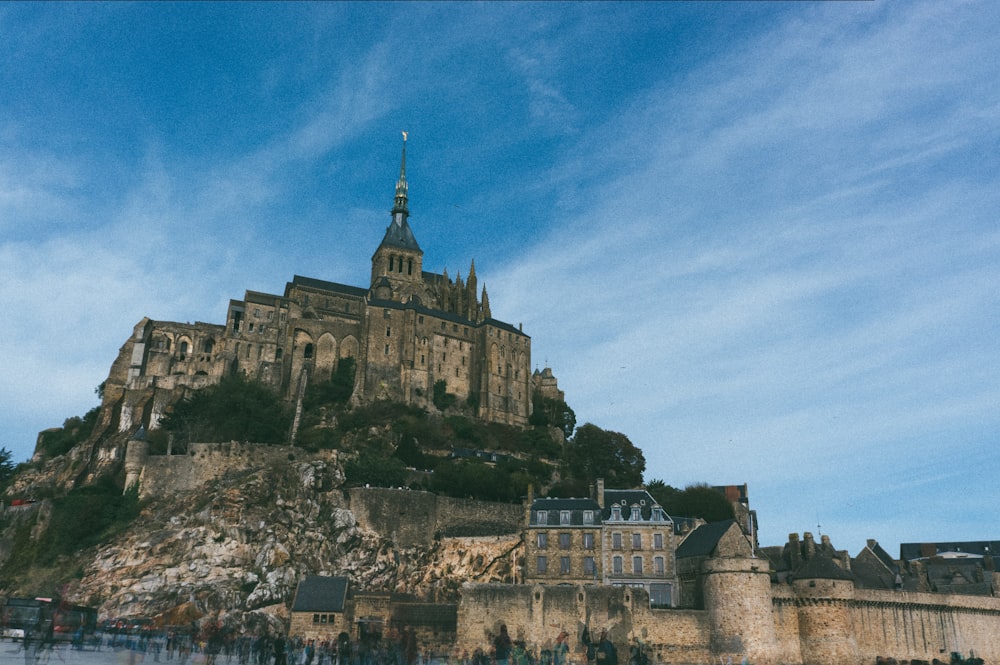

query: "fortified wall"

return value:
[456, 559, 1000, 665]
[346, 487, 523, 547]
[124, 439, 313, 498]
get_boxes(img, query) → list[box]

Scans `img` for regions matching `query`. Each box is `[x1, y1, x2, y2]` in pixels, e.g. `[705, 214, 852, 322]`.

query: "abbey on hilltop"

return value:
[104, 137, 534, 437]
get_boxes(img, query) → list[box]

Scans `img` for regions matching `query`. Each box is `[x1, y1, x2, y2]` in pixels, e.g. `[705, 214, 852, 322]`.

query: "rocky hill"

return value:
[0, 440, 520, 629]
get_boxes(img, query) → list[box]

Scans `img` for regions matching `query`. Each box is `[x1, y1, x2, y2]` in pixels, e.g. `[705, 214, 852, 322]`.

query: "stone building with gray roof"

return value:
[102, 137, 538, 440]
[524, 479, 677, 608]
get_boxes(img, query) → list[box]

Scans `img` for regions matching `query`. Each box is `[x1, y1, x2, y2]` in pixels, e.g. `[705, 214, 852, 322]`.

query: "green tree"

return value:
[0, 447, 16, 488]
[160, 375, 291, 445]
[669, 484, 735, 522]
[304, 357, 356, 410]
[568, 423, 645, 489]
[344, 451, 407, 488]
[432, 380, 457, 411]
[529, 391, 576, 439]
[644, 478, 680, 509]
[645, 480, 735, 522]
[36, 407, 100, 458]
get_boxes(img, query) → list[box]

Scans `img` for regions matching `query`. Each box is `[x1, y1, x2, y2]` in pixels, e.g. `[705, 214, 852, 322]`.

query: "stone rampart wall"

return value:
[138, 442, 299, 498]
[347, 488, 523, 547]
[851, 588, 1000, 663]
[457, 581, 1000, 665]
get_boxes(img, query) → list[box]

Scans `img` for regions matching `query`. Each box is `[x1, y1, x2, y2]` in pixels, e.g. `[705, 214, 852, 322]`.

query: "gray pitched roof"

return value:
[795, 555, 855, 581]
[529, 497, 603, 526]
[676, 520, 737, 559]
[378, 219, 422, 252]
[291, 575, 349, 613]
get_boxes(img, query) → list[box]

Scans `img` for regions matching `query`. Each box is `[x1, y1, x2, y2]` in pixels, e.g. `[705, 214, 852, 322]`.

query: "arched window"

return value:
[389, 256, 395, 271]
[178, 340, 189, 361]
[407, 259, 413, 275]
[304, 343, 314, 359]
[203, 339, 215, 354]
[276, 348, 283, 360]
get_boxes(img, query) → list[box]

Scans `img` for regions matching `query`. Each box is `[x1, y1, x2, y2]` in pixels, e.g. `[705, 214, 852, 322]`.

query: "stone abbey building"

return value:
[106, 138, 533, 436]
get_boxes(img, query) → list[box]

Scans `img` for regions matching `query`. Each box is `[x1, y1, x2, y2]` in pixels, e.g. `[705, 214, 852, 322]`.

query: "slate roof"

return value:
[602, 489, 666, 521]
[288, 275, 369, 298]
[900, 540, 1000, 562]
[794, 555, 855, 581]
[529, 497, 603, 526]
[291, 575, 349, 613]
[675, 520, 737, 559]
[378, 218, 422, 252]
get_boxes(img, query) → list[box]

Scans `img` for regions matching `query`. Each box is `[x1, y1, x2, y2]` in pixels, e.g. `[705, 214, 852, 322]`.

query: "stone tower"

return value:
[702, 556, 779, 665]
[791, 554, 859, 665]
[370, 132, 424, 303]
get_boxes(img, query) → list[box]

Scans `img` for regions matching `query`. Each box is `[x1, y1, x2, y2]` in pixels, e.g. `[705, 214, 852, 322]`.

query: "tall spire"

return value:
[392, 131, 409, 221]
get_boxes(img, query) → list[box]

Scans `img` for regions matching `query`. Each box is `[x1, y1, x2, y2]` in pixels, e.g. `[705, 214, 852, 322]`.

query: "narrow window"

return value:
[583, 533, 594, 550]
[654, 557, 665, 575]
[559, 533, 571, 550]
[407, 259, 413, 275]
[560, 557, 571, 574]
[654, 533, 664, 550]
[633, 556, 643, 575]
[389, 256, 395, 271]
[304, 344, 314, 359]
[385, 344, 390, 355]
[632, 533, 642, 550]
[536, 532, 548, 549]
[583, 556, 595, 576]
[276, 348, 283, 360]
[613, 556, 623, 575]
[537, 556, 548, 574]
[386, 327, 392, 337]
[612, 533, 622, 550]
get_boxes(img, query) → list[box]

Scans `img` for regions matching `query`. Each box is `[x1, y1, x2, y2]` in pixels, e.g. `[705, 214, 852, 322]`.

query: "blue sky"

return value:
[2, 2, 998, 557]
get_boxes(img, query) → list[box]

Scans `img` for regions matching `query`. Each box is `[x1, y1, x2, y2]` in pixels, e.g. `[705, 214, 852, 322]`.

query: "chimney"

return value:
[596, 478, 605, 509]
[803, 532, 816, 559]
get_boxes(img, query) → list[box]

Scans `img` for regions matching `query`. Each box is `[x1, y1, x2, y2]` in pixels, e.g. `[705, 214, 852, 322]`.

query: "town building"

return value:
[524, 479, 676, 608]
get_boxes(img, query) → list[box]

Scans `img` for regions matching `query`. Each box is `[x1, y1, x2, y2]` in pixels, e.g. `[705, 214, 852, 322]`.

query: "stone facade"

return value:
[455, 569, 1000, 665]
[99, 138, 533, 442]
[346, 487, 524, 547]
[524, 481, 676, 607]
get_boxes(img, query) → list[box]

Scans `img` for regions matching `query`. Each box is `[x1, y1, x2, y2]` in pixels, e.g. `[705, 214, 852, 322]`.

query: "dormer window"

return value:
[583, 510, 594, 525]
[560, 510, 571, 525]
[611, 506, 622, 521]
[652, 507, 665, 522]
[631, 506, 641, 521]
[536, 511, 548, 525]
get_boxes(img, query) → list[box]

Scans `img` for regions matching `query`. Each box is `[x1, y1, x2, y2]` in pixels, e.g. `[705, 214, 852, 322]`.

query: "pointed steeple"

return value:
[392, 131, 409, 221]
[371, 133, 422, 292]
[481, 285, 491, 320]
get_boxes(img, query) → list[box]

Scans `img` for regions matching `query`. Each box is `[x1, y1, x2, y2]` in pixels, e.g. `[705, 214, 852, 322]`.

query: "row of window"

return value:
[535, 555, 667, 576]
[535, 506, 667, 525]
[311, 614, 336, 624]
[536, 531, 665, 550]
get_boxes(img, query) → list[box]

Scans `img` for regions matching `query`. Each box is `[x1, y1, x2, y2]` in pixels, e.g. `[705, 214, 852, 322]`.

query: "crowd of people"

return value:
[11, 620, 652, 665]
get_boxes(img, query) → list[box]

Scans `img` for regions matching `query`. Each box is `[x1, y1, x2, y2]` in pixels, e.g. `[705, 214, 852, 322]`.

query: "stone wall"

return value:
[851, 589, 1000, 663]
[455, 576, 1000, 665]
[347, 488, 523, 547]
[134, 442, 306, 499]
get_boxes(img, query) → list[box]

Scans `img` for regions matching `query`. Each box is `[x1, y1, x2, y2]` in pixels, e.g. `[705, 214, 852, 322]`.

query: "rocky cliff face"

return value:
[4, 449, 520, 628]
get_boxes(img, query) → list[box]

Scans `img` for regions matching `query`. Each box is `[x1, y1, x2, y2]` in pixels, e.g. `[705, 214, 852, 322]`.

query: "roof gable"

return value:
[291, 575, 349, 613]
